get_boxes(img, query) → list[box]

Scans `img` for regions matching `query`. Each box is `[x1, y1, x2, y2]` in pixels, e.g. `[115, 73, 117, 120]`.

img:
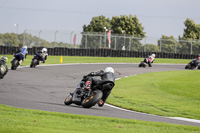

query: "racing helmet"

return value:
[42, 48, 47, 53]
[151, 54, 156, 58]
[1, 56, 8, 62]
[104, 67, 114, 73]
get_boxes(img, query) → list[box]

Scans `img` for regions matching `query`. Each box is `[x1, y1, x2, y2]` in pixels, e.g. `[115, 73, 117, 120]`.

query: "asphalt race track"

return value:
[0, 63, 200, 127]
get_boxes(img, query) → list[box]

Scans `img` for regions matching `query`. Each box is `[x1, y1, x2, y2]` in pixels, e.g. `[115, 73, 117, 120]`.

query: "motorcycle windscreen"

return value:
[0, 65, 6, 75]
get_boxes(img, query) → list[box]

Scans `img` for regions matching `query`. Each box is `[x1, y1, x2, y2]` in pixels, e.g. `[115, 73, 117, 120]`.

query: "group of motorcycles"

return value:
[0, 51, 46, 80]
[138, 56, 200, 70]
[10, 52, 44, 70]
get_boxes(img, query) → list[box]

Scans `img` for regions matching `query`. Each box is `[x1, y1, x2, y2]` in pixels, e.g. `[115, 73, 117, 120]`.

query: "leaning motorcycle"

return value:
[64, 76, 115, 108]
[0, 64, 7, 79]
[11, 53, 22, 70]
[185, 59, 200, 70]
[138, 58, 148, 68]
[30, 54, 40, 68]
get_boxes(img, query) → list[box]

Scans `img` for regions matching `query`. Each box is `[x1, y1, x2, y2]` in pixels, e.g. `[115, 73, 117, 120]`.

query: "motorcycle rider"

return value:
[33, 48, 48, 64]
[144, 53, 156, 67]
[13, 45, 28, 65]
[189, 55, 200, 68]
[83, 67, 115, 107]
[0, 56, 8, 79]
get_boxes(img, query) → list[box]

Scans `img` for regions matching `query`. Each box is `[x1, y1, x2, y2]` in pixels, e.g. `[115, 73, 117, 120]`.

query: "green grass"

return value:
[0, 104, 199, 133]
[107, 70, 200, 120]
[1, 55, 190, 68]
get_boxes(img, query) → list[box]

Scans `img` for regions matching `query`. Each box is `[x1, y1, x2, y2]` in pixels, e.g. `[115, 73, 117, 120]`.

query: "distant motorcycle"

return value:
[64, 76, 115, 108]
[11, 53, 22, 70]
[30, 54, 40, 68]
[185, 59, 200, 70]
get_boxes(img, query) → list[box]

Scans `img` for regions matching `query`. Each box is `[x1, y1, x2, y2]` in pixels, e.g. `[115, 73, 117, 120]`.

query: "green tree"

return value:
[158, 35, 180, 53]
[0, 33, 70, 48]
[183, 18, 200, 40]
[111, 15, 145, 37]
[0, 33, 20, 46]
[111, 15, 145, 51]
[83, 15, 111, 32]
[81, 15, 111, 48]
[144, 44, 159, 52]
[181, 18, 200, 54]
[81, 15, 146, 50]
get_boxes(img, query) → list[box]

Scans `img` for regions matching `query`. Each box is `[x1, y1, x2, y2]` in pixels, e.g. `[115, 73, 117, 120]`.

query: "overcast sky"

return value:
[1, 0, 200, 40]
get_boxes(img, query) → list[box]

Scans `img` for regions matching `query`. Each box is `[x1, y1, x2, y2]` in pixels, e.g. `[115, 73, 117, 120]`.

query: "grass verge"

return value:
[0, 104, 199, 133]
[107, 70, 200, 120]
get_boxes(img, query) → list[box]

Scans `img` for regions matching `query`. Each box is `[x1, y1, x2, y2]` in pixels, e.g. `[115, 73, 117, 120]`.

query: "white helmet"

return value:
[152, 54, 155, 58]
[104, 67, 114, 73]
[1, 56, 8, 62]
[42, 48, 47, 53]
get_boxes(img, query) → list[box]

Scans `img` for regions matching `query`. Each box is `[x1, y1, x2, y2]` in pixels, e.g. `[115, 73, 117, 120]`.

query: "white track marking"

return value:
[168, 117, 200, 123]
[10, 62, 186, 69]
[11, 63, 199, 124]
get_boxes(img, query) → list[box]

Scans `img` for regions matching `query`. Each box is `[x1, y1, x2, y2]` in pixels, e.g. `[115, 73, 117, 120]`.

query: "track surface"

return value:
[0, 63, 200, 127]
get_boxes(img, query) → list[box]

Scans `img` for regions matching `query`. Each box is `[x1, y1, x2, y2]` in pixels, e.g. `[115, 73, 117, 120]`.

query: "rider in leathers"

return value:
[83, 67, 115, 107]
[144, 54, 155, 67]
[33, 48, 48, 64]
[13, 45, 28, 65]
[190, 56, 200, 67]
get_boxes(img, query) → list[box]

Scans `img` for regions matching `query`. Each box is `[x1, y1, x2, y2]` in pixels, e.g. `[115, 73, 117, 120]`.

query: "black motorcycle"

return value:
[138, 58, 148, 68]
[30, 54, 40, 68]
[64, 76, 115, 108]
[11, 53, 22, 70]
[0, 64, 8, 79]
[185, 59, 200, 70]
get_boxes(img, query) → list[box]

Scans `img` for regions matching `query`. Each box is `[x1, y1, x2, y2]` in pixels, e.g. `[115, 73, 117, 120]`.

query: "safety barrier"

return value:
[0, 46, 197, 59]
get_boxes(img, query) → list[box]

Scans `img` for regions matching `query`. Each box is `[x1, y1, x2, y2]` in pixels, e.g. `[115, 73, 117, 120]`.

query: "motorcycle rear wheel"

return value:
[0, 71, 3, 79]
[82, 90, 103, 108]
[185, 65, 189, 69]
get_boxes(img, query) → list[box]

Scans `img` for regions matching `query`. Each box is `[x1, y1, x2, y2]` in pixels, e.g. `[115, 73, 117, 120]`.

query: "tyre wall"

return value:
[0, 46, 197, 59]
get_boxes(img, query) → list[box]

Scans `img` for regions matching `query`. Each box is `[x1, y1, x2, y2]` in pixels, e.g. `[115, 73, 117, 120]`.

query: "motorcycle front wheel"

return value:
[11, 59, 18, 70]
[30, 59, 38, 68]
[64, 94, 73, 105]
[82, 90, 103, 108]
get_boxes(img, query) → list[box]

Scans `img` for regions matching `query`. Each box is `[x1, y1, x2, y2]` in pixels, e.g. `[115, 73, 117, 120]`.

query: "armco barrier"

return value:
[0, 46, 197, 59]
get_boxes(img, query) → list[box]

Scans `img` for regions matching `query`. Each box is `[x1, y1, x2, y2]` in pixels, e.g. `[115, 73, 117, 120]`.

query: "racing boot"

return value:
[19, 60, 23, 65]
[98, 99, 104, 107]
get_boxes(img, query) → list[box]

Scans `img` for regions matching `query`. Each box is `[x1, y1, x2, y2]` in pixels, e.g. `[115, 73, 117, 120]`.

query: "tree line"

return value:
[81, 16, 200, 54]
[0, 33, 71, 48]
[0, 15, 200, 54]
